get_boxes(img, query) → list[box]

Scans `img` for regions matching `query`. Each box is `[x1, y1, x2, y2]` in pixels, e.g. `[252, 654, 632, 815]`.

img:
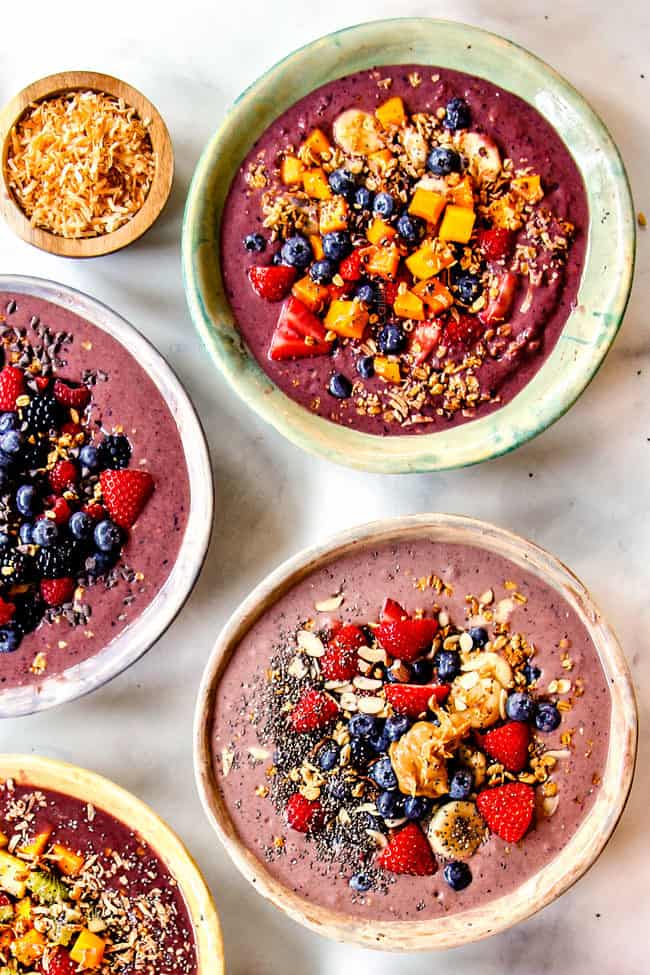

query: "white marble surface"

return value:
[0, 1, 647, 971]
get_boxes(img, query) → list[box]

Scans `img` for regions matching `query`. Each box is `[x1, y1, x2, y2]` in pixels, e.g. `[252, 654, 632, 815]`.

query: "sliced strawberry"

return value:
[320, 624, 367, 680]
[339, 249, 364, 282]
[48, 459, 78, 493]
[444, 312, 485, 351]
[0, 597, 16, 626]
[285, 793, 325, 833]
[379, 597, 408, 623]
[248, 265, 296, 301]
[327, 282, 353, 301]
[477, 227, 515, 262]
[82, 503, 107, 521]
[476, 782, 535, 843]
[100, 469, 154, 529]
[40, 947, 78, 975]
[384, 683, 450, 718]
[479, 271, 518, 326]
[410, 320, 442, 365]
[268, 297, 333, 361]
[375, 618, 438, 662]
[0, 365, 25, 411]
[376, 822, 436, 876]
[478, 721, 530, 773]
[61, 421, 83, 438]
[46, 496, 73, 525]
[53, 379, 91, 409]
[34, 376, 51, 392]
[40, 577, 75, 606]
[289, 688, 338, 733]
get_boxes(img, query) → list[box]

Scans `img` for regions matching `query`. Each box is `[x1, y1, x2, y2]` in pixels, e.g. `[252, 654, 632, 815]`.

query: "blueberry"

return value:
[328, 168, 356, 198]
[373, 192, 395, 218]
[271, 251, 284, 266]
[535, 702, 561, 733]
[443, 860, 472, 891]
[449, 768, 473, 800]
[396, 213, 424, 242]
[377, 790, 404, 819]
[410, 658, 433, 684]
[370, 756, 397, 790]
[386, 662, 412, 682]
[506, 691, 536, 723]
[322, 231, 352, 262]
[243, 232, 266, 252]
[19, 523, 34, 545]
[79, 444, 100, 471]
[349, 872, 372, 893]
[353, 187, 373, 211]
[349, 714, 378, 737]
[69, 511, 94, 541]
[318, 742, 340, 771]
[280, 234, 313, 269]
[0, 625, 20, 654]
[377, 324, 406, 355]
[443, 97, 471, 131]
[469, 626, 488, 648]
[403, 795, 432, 820]
[523, 662, 541, 685]
[349, 736, 374, 768]
[369, 727, 391, 754]
[309, 259, 336, 284]
[355, 283, 375, 305]
[94, 519, 122, 553]
[0, 413, 18, 433]
[0, 533, 10, 548]
[0, 430, 21, 456]
[0, 452, 13, 470]
[32, 519, 59, 547]
[328, 373, 352, 399]
[356, 355, 375, 379]
[16, 484, 37, 516]
[455, 273, 482, 304]
[434, 649, 461, 682]
[85, 550, 119, 578]
[426, 146, 462, 175]
[385, 715, 411, 741]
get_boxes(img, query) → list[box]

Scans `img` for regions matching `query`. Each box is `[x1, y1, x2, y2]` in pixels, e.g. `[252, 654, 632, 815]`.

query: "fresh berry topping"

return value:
[479, 721, 530, 773]
[476, 782, 535, 843]
[269, 297, 332, 361]
[317, 741, 340, 771]
[39, 947, 78, 975]
[16, 484, 38, 516]
[0, 366, 25, 411]
[403, 795, 433, 820]
[349, 872, 372, 893]
[469, 626, 489, 647]
[433, 648, 461, 681]
[449, 768, 473, 800]
[328, 168, 356, 198]
[48, 497, 73, 525]
[328, 373, 352, 399]
[396, 212, 424, 242]
[248, 264, 296, 301]
[444, 313, 485, 351]
[100, 469, 154, 529]
[53, 379, 91, 408]
[0, 597, 16, 626]
[354, 283, 375, 305]
[40, 576, 75, 606]
[322, 231, 351, 262]
[454, 272, 482, 305]
[48, 459, 78, 493]
[383, 682, 450, 718]
[443, 96, 471, 131]
[410, 658, 433, 684]
[348, 713, 379, 737]
[443, 860, 472, 891]
[289, 688, 338, 733]
[280, 234, 313, 269]
[353, 186, 373, 211]
[369, 756, 398, 790]
[94, 519, 123, 552]
[0, 625, 20, 654]
[0, 548, 31, 584]
[243, 232, 266, 252]
[376, 822, 436, 876]
[534, 702, 561, 733]
[285, 793, 325, 833]
[377, 789, 404, 819]
[309, 259, 336, 285]
[69, 510, 94, 540]
[339, 249, 364, 282]
[523, 661, 542, 685]
[379, 597, 407, 623]
[97, 433, 132, 470]
[320, 624, 367, 680]
[373, 192, 395, 218]
[384, 714, 411, 740]
[477, 227, 515, 262]
[35, 542, 75, 579]
[506, 691, 536, 722]
[79, 444, 100, 471]
[375, 617, 439, 661]
[24, 393, 60, 433]
[82, 503, 107, 521]
[427, 146, 462, 175]
[34, 375, 50, 392]
[377, 323, 406, 355]
[479, 270, 518, 326]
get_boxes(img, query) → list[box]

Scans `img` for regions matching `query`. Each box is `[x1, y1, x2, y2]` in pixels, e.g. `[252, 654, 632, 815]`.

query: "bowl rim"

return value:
[193, 513, 638, 950]
[0, 274, 214, 717]
[0, 70, 174, 258]
[0, 753, 224, 972]
[182, 17, 636, 474]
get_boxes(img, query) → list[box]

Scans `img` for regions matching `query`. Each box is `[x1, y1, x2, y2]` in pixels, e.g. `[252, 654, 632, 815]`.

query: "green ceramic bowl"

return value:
[182, 18, 635, 473]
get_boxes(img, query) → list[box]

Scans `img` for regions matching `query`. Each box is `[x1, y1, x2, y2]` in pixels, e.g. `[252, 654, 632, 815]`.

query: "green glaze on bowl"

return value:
[182, 18, 635, 473]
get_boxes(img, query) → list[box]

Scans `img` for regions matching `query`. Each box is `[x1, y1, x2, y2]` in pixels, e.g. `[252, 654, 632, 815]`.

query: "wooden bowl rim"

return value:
[0, 70, 174, 258]
[193, 513, 638, 951]
[0, 753, 224, 972]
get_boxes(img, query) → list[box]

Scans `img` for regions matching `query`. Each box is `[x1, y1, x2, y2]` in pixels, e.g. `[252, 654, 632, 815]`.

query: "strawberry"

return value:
[476, 782, 535, 843]
[285, 793, 325, 833]
[339, 249, 364, 282]
[100, 469, 154, 528]
[0, 597, 15, 626]
[375, 618, 438, 662]
[268, 297, 333, 361]
[384, 683, 450, 718]
[34, 376, 50, 392]
[0, 365, 25, 411]
[444, 313, 485, 351]
[42, 496, 73, 525]
[477, 227, 515, 262]
[83, 503, 107, 521]
[410, 320, 442, 365]
[479, 271, 518, 326]
[376, 822, 436, 876]
[61, 421, 83, 438]
[40, 577, 75, 606]
[379, 597, 407, 623]
[48, 459, 78, 494]
[289, 688, 338, 733]
[248, 265, 296, 301]
[40, 948, 78, 975]
[327, 282, 353, 301]
[478, 721, 530, 773]
[53, 379, 91, 409]
[320, 624, 367, 680]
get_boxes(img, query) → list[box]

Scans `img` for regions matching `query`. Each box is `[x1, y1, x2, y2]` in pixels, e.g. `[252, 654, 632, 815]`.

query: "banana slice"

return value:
[414, 173, 449, 196]
[449, 674, 503, 729]
[332, 109, 385, 156]
[460, 132, 502, 184]
[427, 800, 486, 861]
[400, 126, 428, 168]
[462, 651, 513, 689]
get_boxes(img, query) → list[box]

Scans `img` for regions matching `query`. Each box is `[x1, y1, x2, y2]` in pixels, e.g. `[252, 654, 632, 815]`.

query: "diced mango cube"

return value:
[319, 197, 349, 234]
[292, 276, 330, 313]
[309, 235, 324, 260]
[13, 929, 44, 966]
[367, 218, 396, 246]
[412, 278, 454, 313]
[511, 174, 543, 203]
[303, 128, 331, 158]
[405, 240, 455, 280]
[302, 168, 332, 200]
[438, 205, 476, 243]
[0, 832, 7, 849]
[51, 843, 85, 877]
[280, 155, 305, 185]
[364, 244, 400, 280]
[70, 929, 106, 969]
[324, 300, 368, 339]
[374, 357, 401, 383]
[408, 188, 446, 225]
[375, 96, 407, 129]
[447, 175, 474, 209]
[16, 896, 32, 924]
[488, 194, 523, 230]
[18, 827, 52, 858]
[368, 149, 395, 174]
[393, 290, 425, 320]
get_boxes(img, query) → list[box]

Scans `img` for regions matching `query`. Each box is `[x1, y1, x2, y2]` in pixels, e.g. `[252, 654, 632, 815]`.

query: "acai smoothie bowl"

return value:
[183, 19, 634, 473]
[0, 753, 223, 973]
[194, 515, 637, 950]
[0, 277, 213, 718]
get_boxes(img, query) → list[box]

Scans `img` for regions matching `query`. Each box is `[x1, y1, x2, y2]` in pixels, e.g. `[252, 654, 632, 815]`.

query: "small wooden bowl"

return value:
[194, 514, 638, 950]
[0, 71, 174, 258]
[1, 753, 224, 972]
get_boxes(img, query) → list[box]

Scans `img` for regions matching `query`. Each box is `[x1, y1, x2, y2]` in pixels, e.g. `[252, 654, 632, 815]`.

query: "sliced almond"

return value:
[479, 588, 494, 605]
[357, 695, 384, 714]
[438, 611, 450, 627]
[459, 632, 474, 654]
[324, 680, 353, 692]
[543, 795, 560, 817]
[358, 645, 387, 664]
[314, 593, 344, 612]
[494, 598, 515, 624]
[544, 749, 571, 760]
[353, 676, 383, 691]
[556, 678, 572, 695]
[297, 630, 325, 657]
[248, 746, 270, 761]
[340, 692, 359, 712]
[221, 749, 234, 777]
[288, 656, 308, 679]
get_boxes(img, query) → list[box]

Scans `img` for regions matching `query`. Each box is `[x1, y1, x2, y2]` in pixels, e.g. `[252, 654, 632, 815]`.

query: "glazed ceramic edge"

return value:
[0, 753, 224, 973]
[0, 275, 214, 717]
[193, 513, 638, 950]
[182, 17, 635, 474]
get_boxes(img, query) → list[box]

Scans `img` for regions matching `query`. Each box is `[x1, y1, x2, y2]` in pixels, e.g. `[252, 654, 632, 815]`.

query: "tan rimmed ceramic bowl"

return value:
[194, 514, 637, 950]
[1, 754, 224, 972]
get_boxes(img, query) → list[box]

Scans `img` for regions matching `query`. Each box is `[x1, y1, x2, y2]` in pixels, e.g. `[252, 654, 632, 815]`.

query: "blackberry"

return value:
[24, 395, 60, 434]
[19, 437, 48, 472]
[35, 541, 75, 579]
[13, 596, 45, 637]
[97, 434, 132, 470]
[0, 547, 32, 585]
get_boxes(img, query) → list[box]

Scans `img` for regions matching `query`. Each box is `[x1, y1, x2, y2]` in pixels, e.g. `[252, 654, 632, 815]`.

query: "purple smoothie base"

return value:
[220, 64, 588, 435]
[212, 539, 610, 922]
